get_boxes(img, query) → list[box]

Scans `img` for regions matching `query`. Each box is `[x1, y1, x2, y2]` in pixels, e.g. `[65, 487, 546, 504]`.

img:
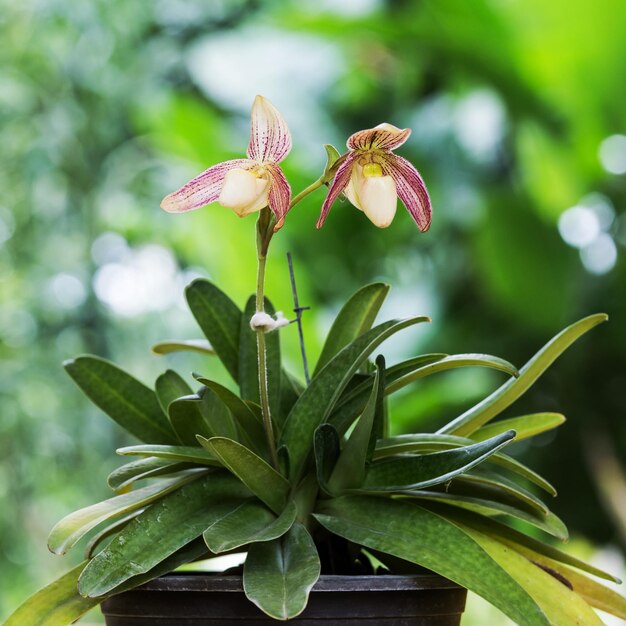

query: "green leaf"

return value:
[424, 504, 617, 582]
[167, 394, 214, 445]
[412, 489, 568, 540]
[154, 370, 192, 416]
[48, 473, 202, 555]
[279, 371, 304, 430]
[203, 500, 297, 553]
[452, 470, 550, 517]
[281, 315, 430, 482]
[313, 424, 341, 495]
[375, 433, 557, 496]
[470, 413, 566, 442]
[384, 353, 449, 379]
[78, 472, 250, 597]
[112, 538, 209, 592]
[329, 352, 513, 437]
[169, 387, 237, 445]
[243, 522, 321, 620]
[440, 314, 608, 436]
[107, 457, 192, 491]
[361, 431, 515, 491]
[196, 386, 238, 439]
[185, 279, 242, 382]
[329, 356, 385, 493]
[116, 444, 221, 466]
[239, 296, 281, 420]
[314, 496, 550, 626]
[64, 356, 177, 444]
[152, 339, 215, 356]
[314, 282, 390, 376]
[84, 510, 143, 558]
[194, 375, 268, 457]
[385, 353, 519, 394]
[321, 143, 342, 183]
[199, 437, 290, 514]
[4, 562, 99, 626]
[6, 534, 210, 626]
[461, 527, 604, 625]
[499, 539, 626, 619]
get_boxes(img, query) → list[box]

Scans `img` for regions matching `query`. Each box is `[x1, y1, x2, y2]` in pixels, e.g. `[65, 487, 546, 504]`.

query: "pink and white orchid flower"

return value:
[317, 123, 432, 230]
[161, 96, 292, 230]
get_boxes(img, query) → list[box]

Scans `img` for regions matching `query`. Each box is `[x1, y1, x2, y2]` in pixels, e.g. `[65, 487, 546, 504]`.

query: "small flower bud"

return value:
[274, 311, 291, 328]
[250, 311, 277, 332]
[250, 311, 292, 333]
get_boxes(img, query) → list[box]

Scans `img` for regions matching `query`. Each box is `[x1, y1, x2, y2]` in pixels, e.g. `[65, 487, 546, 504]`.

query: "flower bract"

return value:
[317, 123, 432, 230]
[161, 95, 292, 229]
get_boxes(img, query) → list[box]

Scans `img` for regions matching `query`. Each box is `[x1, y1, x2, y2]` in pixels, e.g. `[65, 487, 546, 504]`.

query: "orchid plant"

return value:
[8, 96, 626, 626]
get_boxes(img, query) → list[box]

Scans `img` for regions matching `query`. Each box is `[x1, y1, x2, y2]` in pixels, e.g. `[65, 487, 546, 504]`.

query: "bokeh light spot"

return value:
[558, 206, 601, 248]
[580, 234, 617, 275]
[599, 134, 626, 174]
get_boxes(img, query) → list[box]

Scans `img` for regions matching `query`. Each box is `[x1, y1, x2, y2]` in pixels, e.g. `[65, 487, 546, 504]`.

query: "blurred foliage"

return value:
[1, 0, 625, 623]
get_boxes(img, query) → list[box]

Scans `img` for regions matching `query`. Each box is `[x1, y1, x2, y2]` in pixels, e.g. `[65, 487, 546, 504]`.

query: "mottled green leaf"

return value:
[281, 315, 430, 482]
[329, 356, 385, 493]
[194, 375, 268, 457]
[64, 356, 177, 444]
[314, 496, 550, 626]
[116, 444, 220, 466]
[154, 370, 192, 416]
[152, 339, 215, 356]
[199, 436, 290, 514]
[462, 527, 604, 625]
[48, 473, 202, 556]
[314, 282, 389, 376]
[78, 473, 249, 597]
[412, 488, 568, 540]
[5, 541, 211, 626]
[500, 539, 626, 619]
[362, 431, 515, 491]
[4, 562, 98, 626]
[107, 456, 192, 491]
[440, 314, 608, 436]
[185, 279, 242, 382]
[244, 522, 321, 620]
[385, 353, 519, 394]
[470, 413, 566, 442]
[375, 433, 557, 496]
[329, 352, 514, 437]
[425, 504, 617, 582]
[203, 499, 297, 553]
[313, 424, 340, 495]
[167, 394, 213, 445]
[84, 509, 143, 559]
[452, 470, 549, 517]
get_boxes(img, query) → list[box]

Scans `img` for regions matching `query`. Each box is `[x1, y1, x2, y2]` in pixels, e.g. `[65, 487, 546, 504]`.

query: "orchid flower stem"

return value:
[289, 177, 324, 210]
[255, 211, 280, 471]
[254, 179, 326, 471]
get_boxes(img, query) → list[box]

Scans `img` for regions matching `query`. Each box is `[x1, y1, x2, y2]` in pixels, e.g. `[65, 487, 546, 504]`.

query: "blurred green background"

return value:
[2, 0, 626, 623]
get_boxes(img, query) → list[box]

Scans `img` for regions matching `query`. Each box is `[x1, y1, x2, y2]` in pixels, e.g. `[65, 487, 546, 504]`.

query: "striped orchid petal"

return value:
[160, 158, 253, 213]
[247, 95, 292, 165]
[382, 153, 432, 232]
[266, 164, 292, 231]
[316, 153, 358, 229]
[347, 123, 411, 152]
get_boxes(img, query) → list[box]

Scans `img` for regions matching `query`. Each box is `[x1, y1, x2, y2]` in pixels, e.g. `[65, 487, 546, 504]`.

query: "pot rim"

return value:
[130, 573, 463, 593]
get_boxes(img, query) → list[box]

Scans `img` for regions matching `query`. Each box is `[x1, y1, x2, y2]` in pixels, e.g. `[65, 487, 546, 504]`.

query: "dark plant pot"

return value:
[101, 573, 467, 625]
